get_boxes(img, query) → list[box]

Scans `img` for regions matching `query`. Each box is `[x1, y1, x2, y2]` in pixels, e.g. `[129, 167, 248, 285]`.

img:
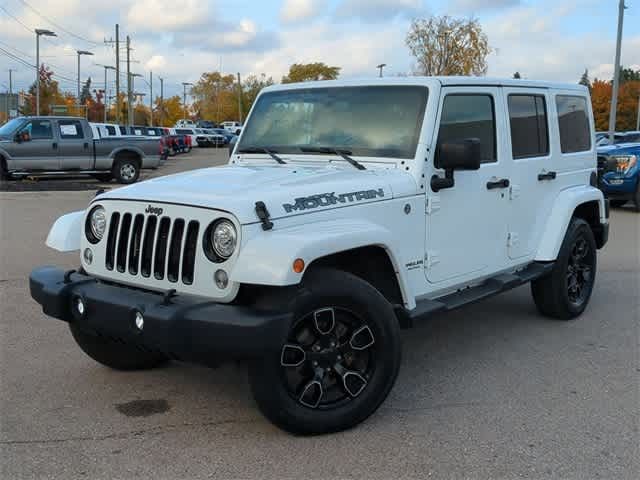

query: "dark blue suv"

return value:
[597, 142, 640, 211]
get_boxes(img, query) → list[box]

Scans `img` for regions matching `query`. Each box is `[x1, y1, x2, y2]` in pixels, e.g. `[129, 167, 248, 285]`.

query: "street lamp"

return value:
[129, 73, 142, 125]
[76, 50, 93, 103]
[182, 82, 193, 121]
[376, 63, 387, 78]
[95, 64, 115, 122]
[35, 28, 56, 115]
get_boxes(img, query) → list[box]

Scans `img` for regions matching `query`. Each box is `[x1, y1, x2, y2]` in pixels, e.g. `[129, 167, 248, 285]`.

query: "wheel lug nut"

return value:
[312, 361, 318, 367]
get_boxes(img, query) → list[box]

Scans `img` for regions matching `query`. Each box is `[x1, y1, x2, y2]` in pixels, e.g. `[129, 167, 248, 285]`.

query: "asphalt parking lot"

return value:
[1, 148, 638, 479]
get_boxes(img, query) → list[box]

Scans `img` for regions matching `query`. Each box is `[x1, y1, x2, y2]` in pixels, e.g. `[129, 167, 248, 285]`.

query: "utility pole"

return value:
[149, 71, 153, 126]
[7, 69, 13, 119]
[115, 24, 120, 124]
[237, 72, 243, 124]
[182, 82, 192, 121]
[159, 77, 164, 126]
[608, 0, 626, 143]
[636, 95, 640, 131]
[376, 63, 386, 78]
[126, 35, 132, 126]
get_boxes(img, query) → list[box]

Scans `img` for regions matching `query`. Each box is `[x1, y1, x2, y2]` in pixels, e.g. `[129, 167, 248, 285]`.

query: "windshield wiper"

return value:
[299, 146, 366, 170]
[237, 146, 286, 164]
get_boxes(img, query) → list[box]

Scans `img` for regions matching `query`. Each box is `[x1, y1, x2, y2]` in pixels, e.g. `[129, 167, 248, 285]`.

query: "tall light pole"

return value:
[182, 82, 193, 121]
[129, 73, 142, 125]
[608, 0, 626, 143]
[35, 28, 56, 115]
[376, 63, 387, 78]
[159, 77, 164, 126]
[95, 64, 115, 122]
[76, 50, 93, 104]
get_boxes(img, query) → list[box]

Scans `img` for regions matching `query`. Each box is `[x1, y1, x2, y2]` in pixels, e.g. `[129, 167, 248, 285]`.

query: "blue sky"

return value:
[1, 0, 638, 101]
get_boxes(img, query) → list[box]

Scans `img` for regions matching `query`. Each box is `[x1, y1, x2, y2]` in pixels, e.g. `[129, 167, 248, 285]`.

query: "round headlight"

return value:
[86, 206, 107, 244]
[211, 220, 237, 259]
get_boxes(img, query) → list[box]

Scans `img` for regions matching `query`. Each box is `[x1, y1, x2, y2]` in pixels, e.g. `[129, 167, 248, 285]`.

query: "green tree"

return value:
[191, 71, 239, 122]
[579, 69, 591, 91]
[619, 66, 640, 83]
[406, 16, 492, 76]
[21, 65, 66, 115]
[80, 77, 92, 105]
[242, 73, 274, 115]
[282, 63, 341, 83]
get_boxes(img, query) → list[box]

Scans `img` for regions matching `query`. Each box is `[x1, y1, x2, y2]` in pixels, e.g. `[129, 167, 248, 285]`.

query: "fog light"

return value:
[83, 248, 93, 265]
[75, 297, 85, 316]
[214, 269, 228, 289]
[134, 311, 144, 330]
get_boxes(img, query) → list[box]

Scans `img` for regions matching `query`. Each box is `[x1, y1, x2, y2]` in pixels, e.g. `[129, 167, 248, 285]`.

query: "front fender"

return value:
[46, 210, 84, 252]
[231, 219, 411, 304]
[535, 186, 606, 261]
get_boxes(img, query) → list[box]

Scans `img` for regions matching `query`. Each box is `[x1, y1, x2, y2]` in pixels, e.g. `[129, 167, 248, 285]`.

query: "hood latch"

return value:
[255, 201, 274, 231]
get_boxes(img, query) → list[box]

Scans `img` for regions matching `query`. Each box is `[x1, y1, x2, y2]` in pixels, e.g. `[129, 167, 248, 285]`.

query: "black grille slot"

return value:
[105, 212, 120, 270]
[140, 216, 157, 277]
[182, 221, 199, 285]
[116, 213, 132, 273]
[128, 214, 145, 275]
[167, 219, 185, 282]
[153, 217, 171, 279]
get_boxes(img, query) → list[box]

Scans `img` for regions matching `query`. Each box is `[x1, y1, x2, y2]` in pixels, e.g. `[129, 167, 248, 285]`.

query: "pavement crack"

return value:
[0, 417, 260, 446]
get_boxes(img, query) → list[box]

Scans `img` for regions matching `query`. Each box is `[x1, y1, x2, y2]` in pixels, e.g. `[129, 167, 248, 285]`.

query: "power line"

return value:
[0, 5, 32, 32]
[18, 0, 102, 46]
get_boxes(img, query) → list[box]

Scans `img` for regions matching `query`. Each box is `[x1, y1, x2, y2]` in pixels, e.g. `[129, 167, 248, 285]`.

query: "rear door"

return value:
[57, 119, 93, 170]
[502, 88, 555, 260]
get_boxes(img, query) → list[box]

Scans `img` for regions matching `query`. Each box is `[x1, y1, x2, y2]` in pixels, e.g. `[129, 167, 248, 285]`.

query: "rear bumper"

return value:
[29, 266, 292, 364]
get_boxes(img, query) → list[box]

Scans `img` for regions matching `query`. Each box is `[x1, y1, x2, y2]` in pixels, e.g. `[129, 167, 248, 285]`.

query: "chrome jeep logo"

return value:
[145, 205, 164, 216]
[283, 189, 385, 213]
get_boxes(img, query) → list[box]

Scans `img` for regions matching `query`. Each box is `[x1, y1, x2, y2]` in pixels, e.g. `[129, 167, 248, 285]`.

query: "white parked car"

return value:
[30, 77, 609, 435]
[175, 119, 196, 128]
[221, 121, 242, 136]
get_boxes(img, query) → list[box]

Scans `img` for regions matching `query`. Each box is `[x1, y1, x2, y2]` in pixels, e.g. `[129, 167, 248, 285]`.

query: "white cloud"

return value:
[145, 55, 167, 71]
[280, 0, 326, 23]
[451, 0, 520, 12]
[335, 0, 425, 22]
[127, 0, 210, 31]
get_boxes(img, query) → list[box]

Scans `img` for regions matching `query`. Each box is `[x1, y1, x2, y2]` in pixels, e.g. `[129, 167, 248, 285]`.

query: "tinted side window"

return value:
[21, 120, 53, 140]
[437, 94, 496, 163]
[119, 126, 127, 135]
[58, 120, 84, 139]
[106, 126, 116, 135]
[556, 95, 591, 153]
[508, 94, 549, 159]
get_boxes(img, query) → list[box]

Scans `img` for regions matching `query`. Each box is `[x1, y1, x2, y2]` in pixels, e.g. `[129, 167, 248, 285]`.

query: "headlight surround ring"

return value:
[85, 205, 107, 244]
[204, 219, 237, 261]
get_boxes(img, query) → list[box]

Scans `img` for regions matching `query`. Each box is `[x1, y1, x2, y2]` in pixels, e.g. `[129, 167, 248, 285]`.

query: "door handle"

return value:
[538, 171, 557, 181]
[52, 142, 58, 150]
[83, 142, 89, 149]
[486, 178, 510, 190]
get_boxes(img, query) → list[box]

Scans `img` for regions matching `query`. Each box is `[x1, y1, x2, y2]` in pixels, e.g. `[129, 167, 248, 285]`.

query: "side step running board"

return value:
[395, 262, 555, 327]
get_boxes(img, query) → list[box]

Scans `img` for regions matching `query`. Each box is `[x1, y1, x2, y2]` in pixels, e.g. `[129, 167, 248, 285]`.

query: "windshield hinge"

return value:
[255, 201, 274, 231]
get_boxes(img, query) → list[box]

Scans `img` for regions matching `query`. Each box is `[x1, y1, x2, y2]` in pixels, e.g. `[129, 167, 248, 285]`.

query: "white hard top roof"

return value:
[263, 76, 587, 93]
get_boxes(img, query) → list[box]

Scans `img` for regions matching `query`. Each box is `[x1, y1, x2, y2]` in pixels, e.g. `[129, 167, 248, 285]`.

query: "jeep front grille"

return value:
[105, 212, 200, 285]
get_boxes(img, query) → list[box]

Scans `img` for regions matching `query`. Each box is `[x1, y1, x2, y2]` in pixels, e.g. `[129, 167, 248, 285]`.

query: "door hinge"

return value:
[426, 196, 441, 215]
[425, 251, 440, 269]
[509, 184, 521, 200]
[507, 232, 519, 248]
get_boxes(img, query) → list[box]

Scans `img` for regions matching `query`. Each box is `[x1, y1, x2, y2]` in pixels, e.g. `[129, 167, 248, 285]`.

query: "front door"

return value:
[4, 119, 58, 171]
[425, 87, 511, 285]
[57, 119, 93, 170]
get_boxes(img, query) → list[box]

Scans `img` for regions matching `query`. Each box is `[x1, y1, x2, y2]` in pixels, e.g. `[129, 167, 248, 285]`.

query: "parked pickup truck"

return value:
[0, 116, 167, 184]
[597, 142, 640, 211]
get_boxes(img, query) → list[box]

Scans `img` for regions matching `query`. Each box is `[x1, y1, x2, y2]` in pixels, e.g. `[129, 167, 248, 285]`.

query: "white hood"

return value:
[97, 163, 418, 224]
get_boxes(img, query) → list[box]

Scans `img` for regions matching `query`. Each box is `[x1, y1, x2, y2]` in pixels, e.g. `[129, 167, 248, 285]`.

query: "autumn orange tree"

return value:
[281, 63, 341, 83]
[591, 77, 640, 131]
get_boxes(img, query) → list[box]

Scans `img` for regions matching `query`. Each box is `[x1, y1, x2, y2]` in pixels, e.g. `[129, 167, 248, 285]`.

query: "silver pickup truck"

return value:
[0, 116, 167, 184]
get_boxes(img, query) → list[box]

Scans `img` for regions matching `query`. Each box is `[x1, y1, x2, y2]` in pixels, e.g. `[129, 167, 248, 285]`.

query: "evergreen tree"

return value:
[513, 71, 521, 79]
[80, 77, 93, 105]
[579, 69, 591, 91]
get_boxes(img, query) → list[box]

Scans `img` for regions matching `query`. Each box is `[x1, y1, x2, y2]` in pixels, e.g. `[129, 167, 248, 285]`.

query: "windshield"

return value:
[0, 118, 24, 136]
[239, 86, 428, 159]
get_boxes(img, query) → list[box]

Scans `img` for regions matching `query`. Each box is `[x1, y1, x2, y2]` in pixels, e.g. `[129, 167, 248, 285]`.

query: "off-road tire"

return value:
[248, 268, 402, 435]
[609, 199, 627, 208]
[112, 156, 140, 184]
[531, 218, 597, 320]
[69, 324, 169, 370]
[0, 157, 11, 181]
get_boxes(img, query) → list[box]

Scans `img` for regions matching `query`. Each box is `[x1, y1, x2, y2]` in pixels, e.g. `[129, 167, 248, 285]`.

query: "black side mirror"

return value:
[435, 138, 482, 171]
[431, 138, 482, 192]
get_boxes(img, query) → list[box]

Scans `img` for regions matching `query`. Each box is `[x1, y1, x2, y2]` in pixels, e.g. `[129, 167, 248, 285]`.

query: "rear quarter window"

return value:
[556, 95, 591, 153]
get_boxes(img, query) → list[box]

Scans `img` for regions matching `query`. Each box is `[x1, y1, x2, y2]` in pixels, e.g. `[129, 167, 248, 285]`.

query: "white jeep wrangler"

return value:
[30, 77, 609, 435]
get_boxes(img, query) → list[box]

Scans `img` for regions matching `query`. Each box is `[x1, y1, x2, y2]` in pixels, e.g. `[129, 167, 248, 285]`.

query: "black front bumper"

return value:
[30, 266, 293, 364]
